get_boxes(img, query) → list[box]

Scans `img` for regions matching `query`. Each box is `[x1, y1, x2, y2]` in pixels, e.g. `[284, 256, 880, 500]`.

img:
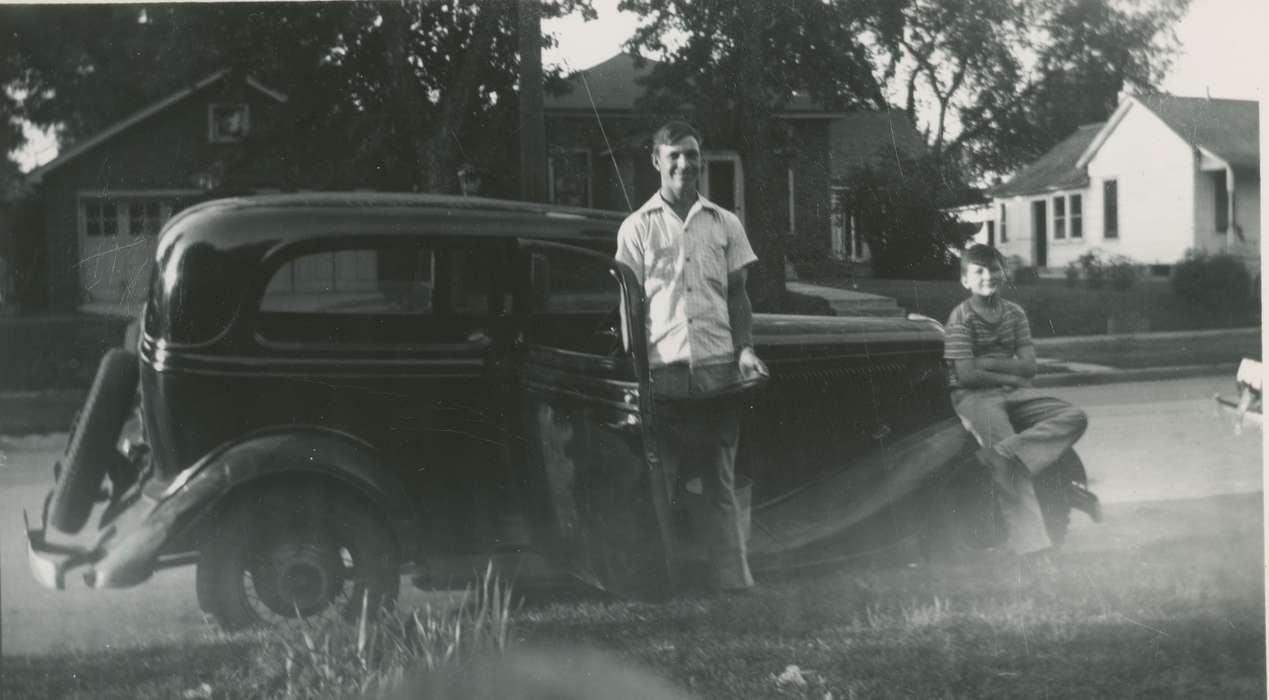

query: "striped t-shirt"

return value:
[943, 298, 1033, 387]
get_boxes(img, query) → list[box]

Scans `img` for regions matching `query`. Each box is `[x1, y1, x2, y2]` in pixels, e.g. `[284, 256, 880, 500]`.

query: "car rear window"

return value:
[256, 242, 502, 347]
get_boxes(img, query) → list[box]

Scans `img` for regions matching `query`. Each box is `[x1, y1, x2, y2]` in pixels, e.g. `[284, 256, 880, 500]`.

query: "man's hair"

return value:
[651, 121, 701, 152]
[960, 244, 1005, 274]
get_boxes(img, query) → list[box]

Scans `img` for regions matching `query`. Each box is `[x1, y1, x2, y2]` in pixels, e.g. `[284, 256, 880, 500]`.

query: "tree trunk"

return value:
[425, 3, 502, 194]
[736, 0, 786, 311]
[381, 2, 430, 191]
[517, 0, 547, 203]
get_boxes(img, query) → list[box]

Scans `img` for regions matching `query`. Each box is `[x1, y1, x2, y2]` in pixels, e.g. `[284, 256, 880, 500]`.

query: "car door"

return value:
[511, 239, 673, 597]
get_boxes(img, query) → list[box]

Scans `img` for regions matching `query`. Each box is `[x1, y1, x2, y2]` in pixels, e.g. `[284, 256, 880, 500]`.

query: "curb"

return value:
[1033, 363, 1237, 388]
[1032, 327, 1260, 348]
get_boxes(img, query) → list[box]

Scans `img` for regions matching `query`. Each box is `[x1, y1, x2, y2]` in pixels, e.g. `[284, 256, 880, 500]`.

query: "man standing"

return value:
[615, 121, 768, 593]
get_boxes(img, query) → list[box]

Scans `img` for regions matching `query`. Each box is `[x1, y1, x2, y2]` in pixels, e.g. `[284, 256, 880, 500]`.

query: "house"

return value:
[543, 53, 928, 265]
[987, 93, 1260, 275]
[24, 55, 929, 312]
[26, 70, 291, 312]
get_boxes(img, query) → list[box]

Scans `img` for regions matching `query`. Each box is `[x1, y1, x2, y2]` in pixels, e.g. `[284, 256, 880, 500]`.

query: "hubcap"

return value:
[250, 539, 349, 618]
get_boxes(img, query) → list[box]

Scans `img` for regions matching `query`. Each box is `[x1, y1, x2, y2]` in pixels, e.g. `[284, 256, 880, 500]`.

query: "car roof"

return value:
[147, 192, 626, 346]
[161, 191, 626, 251]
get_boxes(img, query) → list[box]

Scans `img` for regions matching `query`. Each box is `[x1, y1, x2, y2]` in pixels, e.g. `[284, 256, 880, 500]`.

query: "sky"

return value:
[543, 0, 1266, 99]
[12, 0, 1266, 171]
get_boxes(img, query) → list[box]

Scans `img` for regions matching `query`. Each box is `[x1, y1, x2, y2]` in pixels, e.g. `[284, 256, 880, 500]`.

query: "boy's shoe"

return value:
[1066, 482, 1103, 523]
[975, 445, 1026, 499]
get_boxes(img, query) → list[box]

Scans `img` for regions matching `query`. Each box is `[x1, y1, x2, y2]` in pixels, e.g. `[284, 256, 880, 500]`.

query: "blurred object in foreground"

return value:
[1214, 358, 1262, 434]
[385, 646, 696, 700]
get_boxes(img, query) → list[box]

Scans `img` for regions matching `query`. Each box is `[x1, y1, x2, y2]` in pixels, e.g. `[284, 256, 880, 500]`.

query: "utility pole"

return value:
[737, 0, 786, 310]
[517, 0, 547, 203]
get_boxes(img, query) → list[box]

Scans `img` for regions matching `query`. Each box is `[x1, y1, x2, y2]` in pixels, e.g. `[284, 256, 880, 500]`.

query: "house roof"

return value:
[988, 122, 1104, 198]
[546, 52, 853, 118]
[829, 110, 928, 178]
[28, 70, 287, 185]
[1083, 94, 1260, 171]
[545, 53, 660, 112]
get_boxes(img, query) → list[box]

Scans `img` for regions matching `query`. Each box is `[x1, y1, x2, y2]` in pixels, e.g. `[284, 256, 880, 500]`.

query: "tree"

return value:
[1, 1, 591, 194]
[838, 155, 972, 278]
[874, 0, 1189, 178]
[621, 0, 887, 308]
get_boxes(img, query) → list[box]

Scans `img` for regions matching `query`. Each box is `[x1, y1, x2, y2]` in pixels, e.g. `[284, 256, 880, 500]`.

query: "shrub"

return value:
[1005, 255, 1039, 285]
[1107, 257, 1138, 292]
[1172, 251, 1253, 313]
[1069, 250, 1137, 291]
[1077, 252, 1106, 289]
[1064, 263, 1080, 287]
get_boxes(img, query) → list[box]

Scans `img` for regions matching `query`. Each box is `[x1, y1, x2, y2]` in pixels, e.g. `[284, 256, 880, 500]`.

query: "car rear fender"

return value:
[89, 426, 418, 588]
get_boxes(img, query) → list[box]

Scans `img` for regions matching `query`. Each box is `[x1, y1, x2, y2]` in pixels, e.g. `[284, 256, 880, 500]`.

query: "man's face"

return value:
[961, 261, 1004, 297]
[651, 135, 702, 199]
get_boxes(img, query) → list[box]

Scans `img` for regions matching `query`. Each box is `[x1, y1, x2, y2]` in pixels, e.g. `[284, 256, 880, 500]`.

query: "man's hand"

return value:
[738, 346, 769, 380]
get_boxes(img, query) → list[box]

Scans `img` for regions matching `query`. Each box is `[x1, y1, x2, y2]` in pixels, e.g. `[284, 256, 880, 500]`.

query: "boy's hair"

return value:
[960, 244, 1005, 275]
[651, 121, 702, 152]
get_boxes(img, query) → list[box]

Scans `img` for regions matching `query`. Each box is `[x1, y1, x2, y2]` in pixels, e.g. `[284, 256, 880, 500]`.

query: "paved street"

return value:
[1, 373, 1261, 657]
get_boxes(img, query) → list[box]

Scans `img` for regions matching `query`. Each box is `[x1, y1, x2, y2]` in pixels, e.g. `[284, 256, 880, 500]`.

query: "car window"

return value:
[262, 247, 433, 314]
[257, 242, 500, 346]
[531, 248, 619, 313]
[528, 246, 623, 355]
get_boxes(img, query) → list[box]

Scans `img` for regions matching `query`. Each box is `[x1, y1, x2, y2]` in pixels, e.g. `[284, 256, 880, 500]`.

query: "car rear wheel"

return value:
[919, 449, 1085, 561]
[48, 349, 139, 534]
[195, 486, 400, 631]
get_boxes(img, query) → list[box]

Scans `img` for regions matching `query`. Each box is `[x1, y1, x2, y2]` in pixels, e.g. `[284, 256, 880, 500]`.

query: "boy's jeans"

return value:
[951, 386, 1089, 555]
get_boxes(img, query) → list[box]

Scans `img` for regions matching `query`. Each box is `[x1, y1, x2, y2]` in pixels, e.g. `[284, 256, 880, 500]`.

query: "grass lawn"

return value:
[518, 492, 1265, 699]
[804, 274, 1259, 339]
[5, 493, 1262, 699]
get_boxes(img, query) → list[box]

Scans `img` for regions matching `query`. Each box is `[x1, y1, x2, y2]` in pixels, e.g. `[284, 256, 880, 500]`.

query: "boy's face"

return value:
[961, 261, 1004, 297]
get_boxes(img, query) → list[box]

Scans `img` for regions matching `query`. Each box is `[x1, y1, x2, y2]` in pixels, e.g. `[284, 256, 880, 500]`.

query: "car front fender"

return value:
[87, 426, 419, 588]
[747, 417, 975, 561]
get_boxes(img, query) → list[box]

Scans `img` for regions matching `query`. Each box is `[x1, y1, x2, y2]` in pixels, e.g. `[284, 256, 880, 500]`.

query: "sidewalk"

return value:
[787, 281, 1258, 387]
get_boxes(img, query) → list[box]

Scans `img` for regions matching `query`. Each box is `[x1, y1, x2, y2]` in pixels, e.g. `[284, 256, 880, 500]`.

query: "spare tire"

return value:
[48, 349, 139, 534]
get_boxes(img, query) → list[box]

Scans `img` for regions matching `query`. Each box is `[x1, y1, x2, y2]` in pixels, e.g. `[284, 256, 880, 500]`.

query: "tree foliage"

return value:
[621, 0, 888, 306]
[876, 0, 1189, 177]
[838, 156, 972, 278]
[1, 1, 592, 194]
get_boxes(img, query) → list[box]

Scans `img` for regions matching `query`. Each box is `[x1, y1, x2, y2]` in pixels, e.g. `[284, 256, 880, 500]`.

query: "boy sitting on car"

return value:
[944, 245, 1101, 570]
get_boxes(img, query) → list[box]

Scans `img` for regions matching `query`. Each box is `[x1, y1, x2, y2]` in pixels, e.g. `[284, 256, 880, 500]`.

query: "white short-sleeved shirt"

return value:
[615, 193, 758, 369]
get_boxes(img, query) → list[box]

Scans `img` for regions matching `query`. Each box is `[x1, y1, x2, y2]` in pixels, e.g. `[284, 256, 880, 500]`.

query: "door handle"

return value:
[602, 414, 642, 432]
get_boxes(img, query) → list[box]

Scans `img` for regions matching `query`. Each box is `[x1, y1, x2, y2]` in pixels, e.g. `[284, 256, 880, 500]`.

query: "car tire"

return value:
[920, 448, 1086, 561]
[195, 486, 401, 632]
[48, 349, 139, 534]
[917, 456, 1001, 563]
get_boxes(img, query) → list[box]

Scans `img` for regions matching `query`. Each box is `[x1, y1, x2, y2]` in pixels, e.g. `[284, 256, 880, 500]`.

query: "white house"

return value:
[987, 94, 1260, 275]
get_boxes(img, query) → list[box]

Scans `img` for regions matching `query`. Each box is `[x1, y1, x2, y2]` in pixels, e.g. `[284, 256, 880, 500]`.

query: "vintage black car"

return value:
[27, 193, 1089, 629]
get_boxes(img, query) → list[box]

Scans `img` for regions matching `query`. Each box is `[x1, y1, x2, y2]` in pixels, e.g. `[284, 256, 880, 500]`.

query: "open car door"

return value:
[513, 240, 673, 597]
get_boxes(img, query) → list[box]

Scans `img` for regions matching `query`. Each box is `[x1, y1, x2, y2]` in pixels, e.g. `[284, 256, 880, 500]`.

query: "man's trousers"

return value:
[655, 398, 754, 590]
